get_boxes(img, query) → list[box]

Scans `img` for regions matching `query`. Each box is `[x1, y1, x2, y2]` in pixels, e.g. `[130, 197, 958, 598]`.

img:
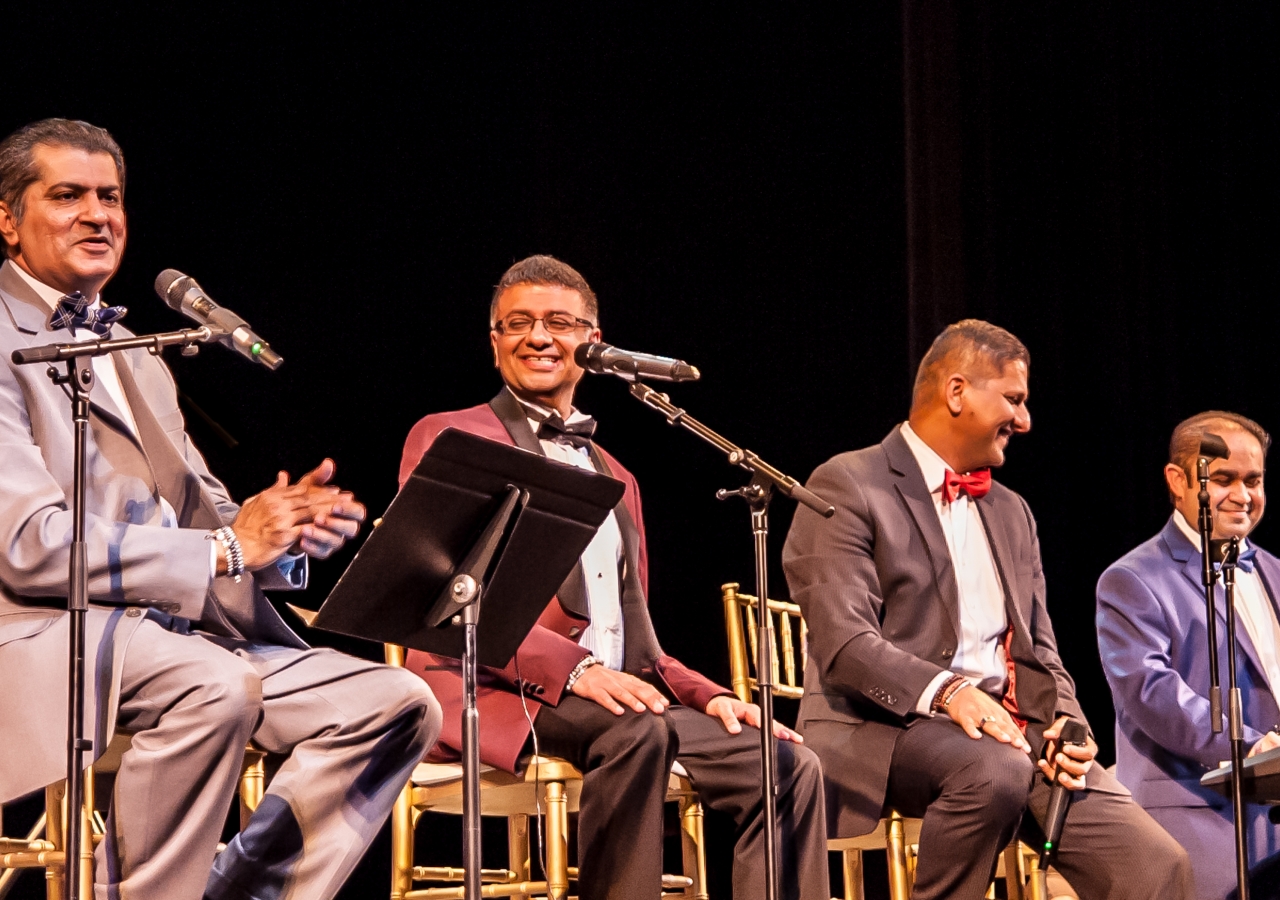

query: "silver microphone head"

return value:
[154, 269, 191, 310]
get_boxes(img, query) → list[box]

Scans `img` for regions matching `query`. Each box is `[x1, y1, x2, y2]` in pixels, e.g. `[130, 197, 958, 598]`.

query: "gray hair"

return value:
[0, 118, 126, 222]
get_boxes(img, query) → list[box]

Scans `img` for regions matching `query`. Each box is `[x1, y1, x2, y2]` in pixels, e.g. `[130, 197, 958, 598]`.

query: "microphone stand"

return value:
[1214, 536, 1251, 900]
[12, 326, 215, 898]
[1199, 458, 1225, 736]
[625, 381, 834, 900]
[1197, 458, 1250, 900]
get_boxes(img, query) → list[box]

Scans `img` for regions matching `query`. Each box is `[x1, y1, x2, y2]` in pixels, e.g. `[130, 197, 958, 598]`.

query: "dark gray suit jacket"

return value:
[782, 424, 1087, 837]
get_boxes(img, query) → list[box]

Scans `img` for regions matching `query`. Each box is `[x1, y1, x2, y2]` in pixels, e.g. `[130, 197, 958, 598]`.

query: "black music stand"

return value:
[312, 428, 624, 899]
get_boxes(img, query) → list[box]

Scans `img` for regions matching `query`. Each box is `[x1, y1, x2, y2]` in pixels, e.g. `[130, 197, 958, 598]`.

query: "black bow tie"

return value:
[537, 414, 597, 450]
[49, 291, 128, 337]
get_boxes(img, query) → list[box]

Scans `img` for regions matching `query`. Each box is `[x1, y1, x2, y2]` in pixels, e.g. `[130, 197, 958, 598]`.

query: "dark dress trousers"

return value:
[783, 424, 1193, 900]
[398, 389, 828, 900]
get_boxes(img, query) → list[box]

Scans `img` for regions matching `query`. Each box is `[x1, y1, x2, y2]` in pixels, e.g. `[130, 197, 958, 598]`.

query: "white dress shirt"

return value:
[514, 395, 626, 671]
[10, 262, 141, 436]
[901, 422, 1010, 713]
[1173, 510, 1280, 701]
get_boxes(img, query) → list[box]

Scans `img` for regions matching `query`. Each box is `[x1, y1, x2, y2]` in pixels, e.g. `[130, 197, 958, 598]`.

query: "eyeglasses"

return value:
[492, 312, 596, 336]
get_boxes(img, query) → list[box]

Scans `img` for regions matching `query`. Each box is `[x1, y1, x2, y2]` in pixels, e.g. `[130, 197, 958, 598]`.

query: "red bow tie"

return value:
[941, 469, 992, 503]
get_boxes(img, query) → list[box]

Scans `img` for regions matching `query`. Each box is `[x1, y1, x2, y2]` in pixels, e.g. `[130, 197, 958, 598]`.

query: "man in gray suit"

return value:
[0, 118, 442, 900]
[783, 320, 1192, 899]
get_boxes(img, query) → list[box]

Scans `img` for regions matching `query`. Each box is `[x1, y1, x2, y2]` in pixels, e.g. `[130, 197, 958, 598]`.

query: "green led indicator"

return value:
[251, 342, 263, 355]
[1044, 842, 1052, 850]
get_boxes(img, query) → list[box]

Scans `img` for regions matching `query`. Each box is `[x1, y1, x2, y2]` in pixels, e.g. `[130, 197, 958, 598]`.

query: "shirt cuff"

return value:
[276, 552, 307, 587]
[916, 669, 958, 716]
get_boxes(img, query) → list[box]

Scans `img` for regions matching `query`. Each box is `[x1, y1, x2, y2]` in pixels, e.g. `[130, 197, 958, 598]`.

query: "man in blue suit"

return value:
[1098, 410, 1280, 899]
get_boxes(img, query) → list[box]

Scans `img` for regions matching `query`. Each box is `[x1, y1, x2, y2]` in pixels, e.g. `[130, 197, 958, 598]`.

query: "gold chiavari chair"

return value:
[0, 779, 84, 900]
[721, 582, 1052, 900]
[0, 737, 266, 900]
[383, 643, 707, 900]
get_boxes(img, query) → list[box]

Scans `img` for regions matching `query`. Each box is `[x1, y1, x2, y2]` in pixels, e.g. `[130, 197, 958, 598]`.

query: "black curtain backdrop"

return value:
[4, 4, 1276, 898]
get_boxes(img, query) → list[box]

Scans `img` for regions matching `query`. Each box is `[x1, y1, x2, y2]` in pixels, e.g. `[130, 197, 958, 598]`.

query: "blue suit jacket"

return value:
[1097, 516, 1280, 811]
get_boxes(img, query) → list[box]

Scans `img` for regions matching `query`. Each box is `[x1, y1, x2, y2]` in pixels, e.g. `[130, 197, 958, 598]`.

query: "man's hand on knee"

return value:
[571, 666, 669, 716]
[704, 696, 802, 742]
[946, 686, 1030, 753]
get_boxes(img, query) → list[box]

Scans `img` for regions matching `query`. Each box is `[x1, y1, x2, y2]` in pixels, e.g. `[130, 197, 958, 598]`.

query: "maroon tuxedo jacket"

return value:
[399, 388, 731, 773]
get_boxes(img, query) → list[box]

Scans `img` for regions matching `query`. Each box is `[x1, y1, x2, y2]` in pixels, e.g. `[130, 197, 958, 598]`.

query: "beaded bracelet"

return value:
[565, 655, 601, 692]
[932, 674, 971, 713]
[208, 526, 245, 583]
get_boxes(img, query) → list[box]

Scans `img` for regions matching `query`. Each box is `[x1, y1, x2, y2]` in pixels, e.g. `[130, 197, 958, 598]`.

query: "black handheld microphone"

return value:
[154, 269, 283, 370]
[1200, 433, 1231, 462]
[1040, 719, 1089, 867]
[574, 342, 700, 382]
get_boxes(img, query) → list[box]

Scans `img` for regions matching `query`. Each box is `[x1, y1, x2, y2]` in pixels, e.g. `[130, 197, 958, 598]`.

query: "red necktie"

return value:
[941, 468, 992, 503]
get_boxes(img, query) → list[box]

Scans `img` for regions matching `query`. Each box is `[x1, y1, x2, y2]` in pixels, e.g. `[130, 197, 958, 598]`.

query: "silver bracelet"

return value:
[565, 655, 601, 692]
[208, 526, 245, 583]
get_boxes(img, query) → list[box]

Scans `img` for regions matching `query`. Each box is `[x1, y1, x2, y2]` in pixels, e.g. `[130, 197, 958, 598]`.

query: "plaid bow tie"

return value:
[941, 468, 992, 503]
[537, 414, 597, 450]
[49, 291, 128, 337]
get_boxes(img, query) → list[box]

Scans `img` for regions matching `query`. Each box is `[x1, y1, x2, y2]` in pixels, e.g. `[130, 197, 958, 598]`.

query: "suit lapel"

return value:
[590, 447, 662, 671]
[113, 355, 220, 528]
[1167, 519, 1271, 685]
[883, 428, 962, 642]
[0, 266, 137, 439]
[488, 388, 544, 454]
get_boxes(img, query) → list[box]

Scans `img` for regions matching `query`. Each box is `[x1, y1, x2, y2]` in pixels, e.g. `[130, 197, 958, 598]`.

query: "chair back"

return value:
[721, 582, 806, 704]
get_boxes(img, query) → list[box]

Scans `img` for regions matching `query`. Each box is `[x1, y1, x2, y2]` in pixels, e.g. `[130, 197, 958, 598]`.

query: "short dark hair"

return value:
[1168, 410, 1270, 489]
[0, 119, 126, 223]
[490, 255, 598, 327]
[912, 319, 1030, 404]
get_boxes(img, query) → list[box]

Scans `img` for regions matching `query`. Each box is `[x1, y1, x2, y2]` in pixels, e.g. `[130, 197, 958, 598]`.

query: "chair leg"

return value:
[507, 815, 531, 900]
[841, 849, 865, 900]
[544, 781, 570, 900]
[238, 752, 265, 832]
[44, 782, 66, 900]
[885, 812, 911, 900]
[389, 783, 414, 900]
[1002, 842, 1022, 899]
[77, 769, 93, 900]
[678, 796, 708, 900]
[1026, 851, 1047, 900]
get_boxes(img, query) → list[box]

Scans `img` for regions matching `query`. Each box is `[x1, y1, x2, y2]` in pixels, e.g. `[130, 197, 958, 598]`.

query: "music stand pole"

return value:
[428, 484, 528, 899]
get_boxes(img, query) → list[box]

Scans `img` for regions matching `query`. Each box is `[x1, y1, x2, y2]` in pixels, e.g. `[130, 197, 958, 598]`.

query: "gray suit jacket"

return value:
[782, 424, 1089, 837]
[0, 261, 305, 802]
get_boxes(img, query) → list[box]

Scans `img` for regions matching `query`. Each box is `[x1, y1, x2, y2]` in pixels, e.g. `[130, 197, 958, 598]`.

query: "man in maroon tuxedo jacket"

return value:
[398, 255, 826, 900]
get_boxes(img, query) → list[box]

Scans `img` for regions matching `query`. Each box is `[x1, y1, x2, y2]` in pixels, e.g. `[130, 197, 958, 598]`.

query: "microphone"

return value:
[154, 269, 283, 370]
[1040, 719, 1088, 868]
[1200, 433, 1230, 462]
[574, 342, 700, 382]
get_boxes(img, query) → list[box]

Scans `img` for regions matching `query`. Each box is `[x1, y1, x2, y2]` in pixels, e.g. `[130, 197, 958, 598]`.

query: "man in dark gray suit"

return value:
[0, 118, 441, 900]
[782, 320, 1192, 899]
